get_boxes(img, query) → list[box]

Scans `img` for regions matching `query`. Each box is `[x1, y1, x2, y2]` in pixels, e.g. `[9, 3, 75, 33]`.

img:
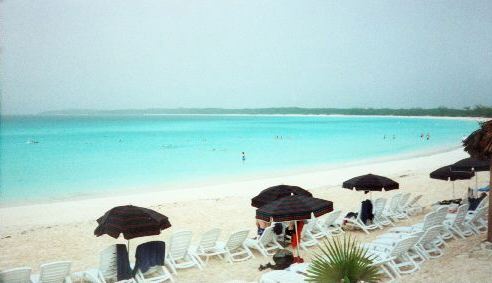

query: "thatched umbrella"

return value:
[462, 120, 492, 242]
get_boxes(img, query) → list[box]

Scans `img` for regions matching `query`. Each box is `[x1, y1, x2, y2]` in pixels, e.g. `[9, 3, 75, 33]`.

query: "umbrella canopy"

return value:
[256, 195, 333, 222]
[430, 165, 475, 181]
[450, 157, 490, 172]
[94, 205, 171, 240]
[251, 185, 313, 208]
[342, 174, 399, 192]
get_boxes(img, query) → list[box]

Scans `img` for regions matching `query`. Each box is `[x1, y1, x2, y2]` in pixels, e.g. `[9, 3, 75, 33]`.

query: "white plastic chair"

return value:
[189, 228, 225, 265]
[396, 193, 411, 219]
[383, 193, 406, 221]
[134, 265, 173, 283]
[344, 207, 380, 234]
[404, 195, 424, 215]
[466, 206, 488, 234]
[31, 262, 72, 283]
[245, 226, 282, 257]
[0, 267, 32, 283]
[444, 204, 473, 239]
[414, 225, 444, 259]
[299, 221, 320, 250]
[373, 198, 394, 227]
[165, 230, 202, 274]
[215, 229, 254, 263]
[312, 210, 344, 237]
[84, 245, 119, 283]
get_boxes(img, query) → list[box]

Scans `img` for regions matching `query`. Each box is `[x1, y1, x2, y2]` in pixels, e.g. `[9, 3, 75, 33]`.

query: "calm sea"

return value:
[0, 115, 478, 204]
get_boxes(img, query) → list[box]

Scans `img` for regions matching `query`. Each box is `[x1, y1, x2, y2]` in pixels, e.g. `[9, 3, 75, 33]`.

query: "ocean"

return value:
[0, 115, 478, 204]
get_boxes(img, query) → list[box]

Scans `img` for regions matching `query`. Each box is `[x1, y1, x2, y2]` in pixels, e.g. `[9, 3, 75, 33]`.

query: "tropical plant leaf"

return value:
[305, 235, 382, 283]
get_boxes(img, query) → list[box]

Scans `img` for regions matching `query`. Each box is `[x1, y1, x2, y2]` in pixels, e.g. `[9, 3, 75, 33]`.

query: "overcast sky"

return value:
[1, 1, 492, 114]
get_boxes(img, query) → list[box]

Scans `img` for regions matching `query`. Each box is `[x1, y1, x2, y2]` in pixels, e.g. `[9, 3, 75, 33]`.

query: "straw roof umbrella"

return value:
[462, 120, 492, 242]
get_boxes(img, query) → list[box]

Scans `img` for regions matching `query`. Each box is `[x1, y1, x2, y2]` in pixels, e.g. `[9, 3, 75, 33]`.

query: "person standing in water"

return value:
[426, 133, 430, 140]
[242, 152, 246, 161]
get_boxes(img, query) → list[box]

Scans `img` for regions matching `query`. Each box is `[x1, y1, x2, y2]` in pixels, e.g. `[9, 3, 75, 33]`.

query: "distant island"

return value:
[39, 105, 492, 117]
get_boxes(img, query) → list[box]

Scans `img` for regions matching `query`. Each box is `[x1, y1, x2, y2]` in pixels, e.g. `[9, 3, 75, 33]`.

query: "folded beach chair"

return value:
[0, 267, 32, 283]
[84, 244, 132, 283]
[215, 229, 254, 263]
[31, 262, 72, 283]
[245, 226, 282, 257]
[343, 207, 381, 234]
[312, 210, 344, 237]
[363, 236, 420, 278]
[165, 230, 202, 274]
[134, 241, 174, 283]
[444, 204, 473, 239]
[373, 198, 394, 227]
[188, 228, 225, 265]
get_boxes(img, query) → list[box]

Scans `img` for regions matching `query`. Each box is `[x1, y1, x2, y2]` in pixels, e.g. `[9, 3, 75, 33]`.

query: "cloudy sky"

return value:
[1, 0, 492, 114]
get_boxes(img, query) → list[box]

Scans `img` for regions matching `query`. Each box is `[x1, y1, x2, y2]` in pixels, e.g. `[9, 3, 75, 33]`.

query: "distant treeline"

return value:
[40, 105, 492, 117]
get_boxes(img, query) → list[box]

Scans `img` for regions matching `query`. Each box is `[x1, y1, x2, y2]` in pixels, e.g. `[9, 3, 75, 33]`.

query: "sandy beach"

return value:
[1, 147, 491, 282]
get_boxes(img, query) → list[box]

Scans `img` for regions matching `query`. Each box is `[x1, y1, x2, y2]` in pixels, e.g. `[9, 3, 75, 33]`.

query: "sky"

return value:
[1, 1, 492, 115]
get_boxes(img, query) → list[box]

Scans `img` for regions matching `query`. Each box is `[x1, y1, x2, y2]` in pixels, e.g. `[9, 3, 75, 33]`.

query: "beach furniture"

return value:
[259, 270, 305, 283]
[343, 207, 381, 234]
[373, 230, 427, 264]
[133, 241, 174, 283]
[465, 206, 488, 234]
[383, 193, 405, 222]
[215, 229, 254, 263]
[414, 225, 444, 259]
[84, 245, 118, 283]
[165, 230, 202, 274]
[188, 228, 226, 265]
[245, 226, 282, 257]
[31, 262, 72, 283]
[372, 198, 394, 227]
[388, 206, 444, 234]
[404, 194, 424, 215]
[395, 193, 411, 219]
[312, 210, 344, 237]
[299, 221, 319, 250]
[443, 204, 473, 239]
[0, 267, 32, 283]
[363, 236, 420, 278]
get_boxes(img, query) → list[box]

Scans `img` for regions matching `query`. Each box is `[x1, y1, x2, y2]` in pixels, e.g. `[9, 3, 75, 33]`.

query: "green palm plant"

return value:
[305, 235, 382, 283]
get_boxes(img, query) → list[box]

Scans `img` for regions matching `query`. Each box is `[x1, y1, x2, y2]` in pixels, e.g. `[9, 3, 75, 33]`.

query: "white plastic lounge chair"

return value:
[414, 225, 444, 259]
[383, 193, 406, 221]
[344, 207, 381, 234]
[404, 194, 424, 215]
[259, 270, 305, 283]
[166, 230, 202, 274]
[396, 193, 411, 219]
[216, 229, 254, 263]
[0, 267, 32, 283]
[312, 210, 344, 237]
[371, 230, 426, 264]
[444, 204, 473, 239]
[84, 245, 119, 283]
[245, 226, 282, 257]
[364, 236, 420, 278]
[373, 198, 394, 227]
[299, 221, 320, 250]
[466, 206, 488, 234]
[134, 265, 173, 283]
[189, 228, 225, 265]
[31, 262, 72, 283]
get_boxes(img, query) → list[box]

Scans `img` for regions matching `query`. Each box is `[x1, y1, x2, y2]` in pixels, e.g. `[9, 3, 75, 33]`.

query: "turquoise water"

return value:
[0, 115, 478, 204]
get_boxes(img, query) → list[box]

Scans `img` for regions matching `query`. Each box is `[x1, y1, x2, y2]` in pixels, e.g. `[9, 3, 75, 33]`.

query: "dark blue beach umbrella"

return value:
[342, 174, 399, 193]
[450, 157, 491, 190]
[430, 165, 475, 198]
[251, 185, 313, 208]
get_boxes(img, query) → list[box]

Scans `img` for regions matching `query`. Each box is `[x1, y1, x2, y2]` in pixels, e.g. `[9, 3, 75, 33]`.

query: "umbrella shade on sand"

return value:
[256, 195, 333, 260]
[95, 205, 171, 241]
[430, 165, 475, 198]
[251, 185, 312, 208]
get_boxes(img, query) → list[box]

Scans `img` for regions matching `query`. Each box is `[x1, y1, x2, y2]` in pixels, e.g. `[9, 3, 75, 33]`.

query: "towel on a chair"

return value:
[360, 199, 374, 225]
[116, 244, 132, 281]
[133, 241, 166, 275]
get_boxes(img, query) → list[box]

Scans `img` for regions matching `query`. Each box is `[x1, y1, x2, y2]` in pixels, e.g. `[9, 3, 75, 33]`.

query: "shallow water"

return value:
[0, 115, 478, 203]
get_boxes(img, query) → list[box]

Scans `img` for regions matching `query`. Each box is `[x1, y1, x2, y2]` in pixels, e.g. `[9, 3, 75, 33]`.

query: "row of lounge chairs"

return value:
[259, 195, 489, 282]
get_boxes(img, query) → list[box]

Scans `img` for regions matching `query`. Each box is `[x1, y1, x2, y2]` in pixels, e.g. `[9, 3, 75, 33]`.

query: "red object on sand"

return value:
[291, 221, 304, 248]
[293, 256, 304, 263]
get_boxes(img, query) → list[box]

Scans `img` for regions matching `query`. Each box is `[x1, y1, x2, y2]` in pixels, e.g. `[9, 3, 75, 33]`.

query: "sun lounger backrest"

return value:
[39, 261, 71, 283]
[168, 230, 193, 261]
[433, 206, 449, 226]
[477, 195, 489, 209]
[420, 211, 438, 231]
[198, 228, 221, 250]
[406, 194, 422, 207]
[390, 236, 418, 258]
[259, 226, 275, 246]
[323, 210, 341, 227]
[452, 204, 469, 229]
[225, 230, 250, 251]
[389, 193, 402, 212]
[470, 206, 487, 223]
[398, 193, 411, 208]
[373, 198, 386, 218]
[0, 267, 32, 283]
[99, 245, 118, 280]
[418, 225, 442, 246]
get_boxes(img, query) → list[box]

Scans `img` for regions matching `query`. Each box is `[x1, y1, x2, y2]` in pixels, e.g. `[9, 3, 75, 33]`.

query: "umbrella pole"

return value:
[452, 181, 455, 199]
[295, 220, 300, 259]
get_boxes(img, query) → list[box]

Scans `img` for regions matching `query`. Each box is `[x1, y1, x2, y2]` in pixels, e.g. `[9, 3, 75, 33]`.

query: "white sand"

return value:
[1, 147, 491, 282]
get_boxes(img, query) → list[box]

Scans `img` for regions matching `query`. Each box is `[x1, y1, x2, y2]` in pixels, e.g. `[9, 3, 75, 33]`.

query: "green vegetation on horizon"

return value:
[39, 105, 492, 117]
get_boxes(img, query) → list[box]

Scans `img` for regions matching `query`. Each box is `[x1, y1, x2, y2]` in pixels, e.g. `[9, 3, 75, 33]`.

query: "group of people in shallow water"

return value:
[383, 132, 431, 140]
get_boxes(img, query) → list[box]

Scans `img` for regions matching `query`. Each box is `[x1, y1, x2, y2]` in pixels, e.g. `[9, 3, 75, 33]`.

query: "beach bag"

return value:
[258, 249, 294, 271]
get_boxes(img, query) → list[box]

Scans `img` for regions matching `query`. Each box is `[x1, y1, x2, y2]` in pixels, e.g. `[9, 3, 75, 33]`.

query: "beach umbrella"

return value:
[251, 185, 312, 208]
[94, 205, 171, 251]
[256, 195, 333, 259]
[430, 165, 475, 198]
[342, 173, 399, 199]
[450, 157, 491, 191]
